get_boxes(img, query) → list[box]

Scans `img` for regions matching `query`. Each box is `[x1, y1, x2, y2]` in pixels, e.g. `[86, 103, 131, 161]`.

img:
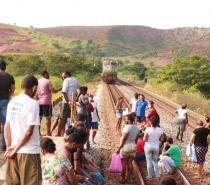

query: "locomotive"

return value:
[101, 60, 118, 83]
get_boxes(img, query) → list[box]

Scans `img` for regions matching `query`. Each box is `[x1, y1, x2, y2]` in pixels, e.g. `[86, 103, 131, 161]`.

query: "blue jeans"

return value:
[134, 152, 146, 161]
[0, 99, 9, 146]
[144, 146, 160, 178]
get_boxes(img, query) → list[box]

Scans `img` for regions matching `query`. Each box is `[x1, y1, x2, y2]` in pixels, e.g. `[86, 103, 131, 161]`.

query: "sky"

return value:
[1, 0, 210, 29]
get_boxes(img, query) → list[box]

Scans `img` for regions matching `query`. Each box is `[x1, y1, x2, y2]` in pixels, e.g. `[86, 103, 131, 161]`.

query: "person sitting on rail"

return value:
[129, 92, 138, 121]
[67, 127, 104, 184]
[143, 116, 164, 179]
[160, 177, 177, 185]
[175, 103, 189, 142]
[160, 137, 181, 175]
[115, 97, 124, 135]
[135, 94, 148, 124]
[145, 100, 157, 127]
[204, 116, 210, 129]
[134, 132, 146, 161]
[116, 114, 140, 184]
[56, 128, 96, 184]
[189, 120, 210, 179]
[40, 137, 78, 185]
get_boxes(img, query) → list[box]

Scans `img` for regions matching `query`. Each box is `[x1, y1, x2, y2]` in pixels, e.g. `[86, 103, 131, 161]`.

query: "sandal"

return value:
[119, 180, 126, 184]
[146, 177, 152, 180]
[193, 176, 203, 179]
[164, 171, 173, 175]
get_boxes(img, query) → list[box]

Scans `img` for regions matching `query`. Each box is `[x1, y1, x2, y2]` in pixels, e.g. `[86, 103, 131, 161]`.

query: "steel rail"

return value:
[117, 78, 204, 129]
[106, 83, 145, 185]
[110, 80, 192, 185]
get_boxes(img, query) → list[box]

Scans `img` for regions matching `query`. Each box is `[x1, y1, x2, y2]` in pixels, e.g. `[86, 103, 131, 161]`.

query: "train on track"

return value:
[101, 60, 118, 83]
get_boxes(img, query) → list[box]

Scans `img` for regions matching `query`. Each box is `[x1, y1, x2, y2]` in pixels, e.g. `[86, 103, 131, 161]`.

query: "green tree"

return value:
[158, 54, 210, 97]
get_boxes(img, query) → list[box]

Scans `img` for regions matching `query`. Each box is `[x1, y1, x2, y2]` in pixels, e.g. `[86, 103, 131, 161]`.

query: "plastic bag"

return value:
[186, 144, 197, 162]
[108, 153, 122, 173]
[172, 114, 178, 124]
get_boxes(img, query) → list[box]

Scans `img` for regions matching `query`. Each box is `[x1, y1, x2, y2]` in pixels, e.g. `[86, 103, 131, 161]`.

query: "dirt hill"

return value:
[1, 24, 210, 66]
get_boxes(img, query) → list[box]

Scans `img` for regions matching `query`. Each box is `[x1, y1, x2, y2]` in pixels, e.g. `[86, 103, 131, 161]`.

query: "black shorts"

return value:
[136, 116, 145, 123]
[39, 104, 52, 118]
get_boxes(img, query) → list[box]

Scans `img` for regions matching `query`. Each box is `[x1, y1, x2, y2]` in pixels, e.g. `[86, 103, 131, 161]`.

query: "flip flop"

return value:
[119, 180, 126, 184]
[146, 177, 152, 180]
[193, 176, 203, 179]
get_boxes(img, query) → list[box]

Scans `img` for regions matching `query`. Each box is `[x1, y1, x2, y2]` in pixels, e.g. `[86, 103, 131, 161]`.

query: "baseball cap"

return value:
[0, 60, 7, 67]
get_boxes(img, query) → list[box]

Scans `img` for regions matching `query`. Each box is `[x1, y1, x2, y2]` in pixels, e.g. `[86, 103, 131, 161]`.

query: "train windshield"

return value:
[111, 61, 118, 67]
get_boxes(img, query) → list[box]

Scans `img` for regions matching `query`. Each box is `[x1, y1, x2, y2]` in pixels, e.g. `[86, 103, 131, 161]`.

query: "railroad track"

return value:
[106, 82, 192, 185]
[117, 78, 205, 129]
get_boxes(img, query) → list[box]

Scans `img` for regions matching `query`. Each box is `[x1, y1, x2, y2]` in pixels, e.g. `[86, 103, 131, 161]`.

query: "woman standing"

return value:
[115, 97, 124, 135]
[143, 116, 164, 179]
[116, 114, 139, 184]
[175, 103, 188, 142]
[40, 137, 78, 185]
[189, 120, 210, 179]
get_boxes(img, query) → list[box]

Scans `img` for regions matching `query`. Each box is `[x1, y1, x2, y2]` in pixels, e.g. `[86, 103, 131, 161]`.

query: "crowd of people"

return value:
[115, 92, 210, 183]
[0, 59, 102, 185]
[1, 57, 210, 184]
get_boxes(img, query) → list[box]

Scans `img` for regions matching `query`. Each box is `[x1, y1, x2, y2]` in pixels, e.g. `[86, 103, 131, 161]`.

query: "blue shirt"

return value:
[135, 100, 148, 116]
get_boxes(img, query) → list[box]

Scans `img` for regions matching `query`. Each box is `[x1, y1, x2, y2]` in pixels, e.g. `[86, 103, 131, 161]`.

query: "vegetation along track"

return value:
[106, 79, 210, 184]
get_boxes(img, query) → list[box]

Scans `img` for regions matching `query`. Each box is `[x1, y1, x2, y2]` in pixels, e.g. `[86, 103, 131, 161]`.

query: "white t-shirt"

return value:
[90, 101, 99, 122]
[144, 127, 163, 149]
[6, 93, 40, 154]
[177, 108, 187, 119]
[62, 77, 81, 103]
[122, 125, 140, 144]
[129, 98, 138, 112]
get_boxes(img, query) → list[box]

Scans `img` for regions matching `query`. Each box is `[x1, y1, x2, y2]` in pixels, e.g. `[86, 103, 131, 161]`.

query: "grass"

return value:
[142, 78, 210, 116]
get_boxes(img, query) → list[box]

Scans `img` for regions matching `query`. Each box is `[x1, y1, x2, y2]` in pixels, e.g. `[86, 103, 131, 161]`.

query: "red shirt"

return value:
[86, 102, 93, 115]
[136, 138, 145, 154]
[146, 107, 157, 127]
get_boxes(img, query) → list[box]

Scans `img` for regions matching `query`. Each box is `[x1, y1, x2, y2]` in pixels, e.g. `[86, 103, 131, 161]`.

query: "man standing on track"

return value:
[129, 92, 138, 120]
[4, 74, 42, 185]
[37, 70, 62, 136]
[0, 60, 15, 151]
[56, 71, 81, 136]
[135, 94, 148, 123]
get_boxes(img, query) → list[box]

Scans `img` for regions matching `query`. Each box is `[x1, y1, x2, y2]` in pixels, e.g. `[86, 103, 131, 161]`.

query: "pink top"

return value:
[37, 77, 54, 104]
[136, 138, 145, 154]
[204, 122, 210, 129]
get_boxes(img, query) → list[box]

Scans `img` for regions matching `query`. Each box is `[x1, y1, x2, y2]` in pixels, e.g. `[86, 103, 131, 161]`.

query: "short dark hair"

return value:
[21, 74, 38, 89]
[160, 177, 177, 185]
[67, 128, 87, 143]
[64, 71, 71, 77]
[119, 96, 123, 100]
[40, 137, 56, 153]
[81, 86, 88, 92]
[149, 100, 154, 105]
[0, 60, 7, 70]
[166, 137, 173, 144]
[41, 70, 48, 76]
[75, 114, 86, 122]
[205, 117, 210, 123]
[126, 114, 134, 122]
[134, 93, 138, 98]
